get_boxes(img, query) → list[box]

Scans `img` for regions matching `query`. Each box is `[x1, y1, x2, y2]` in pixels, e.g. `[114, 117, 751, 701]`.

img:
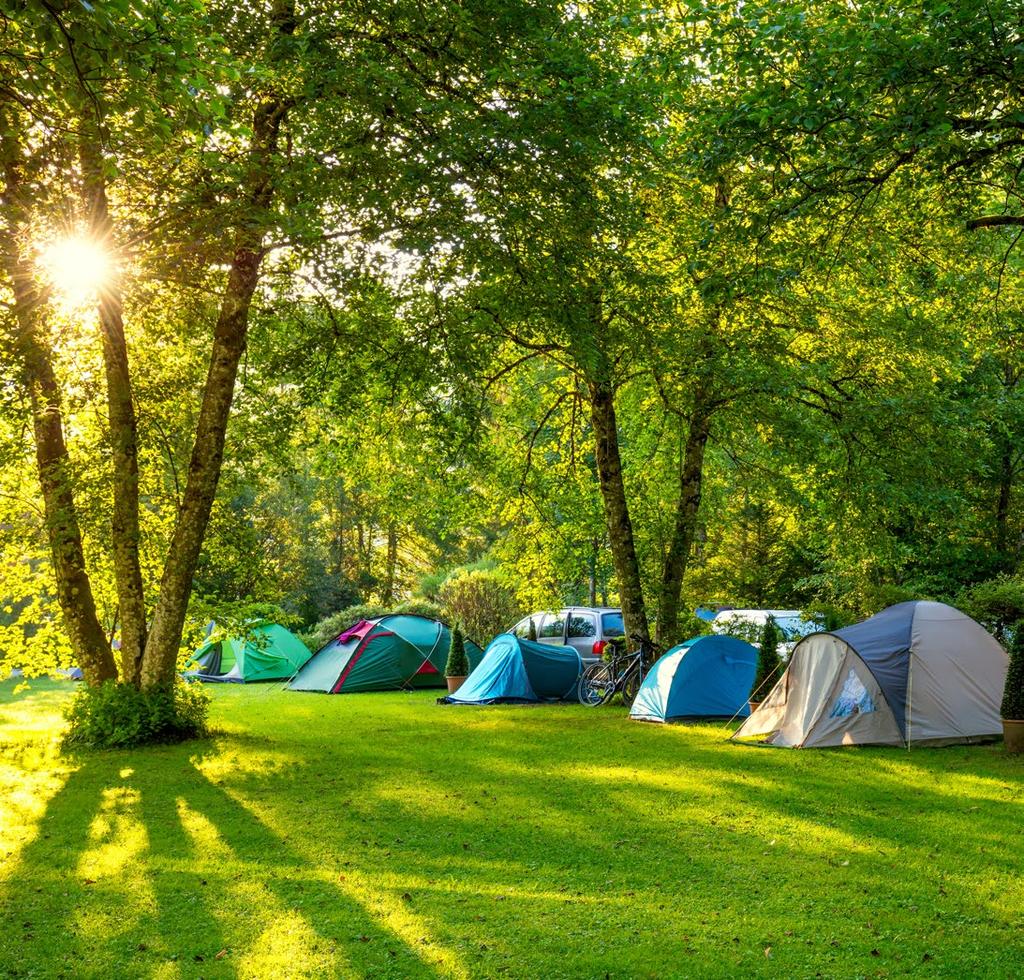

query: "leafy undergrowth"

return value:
[0, 679, 1022, 979]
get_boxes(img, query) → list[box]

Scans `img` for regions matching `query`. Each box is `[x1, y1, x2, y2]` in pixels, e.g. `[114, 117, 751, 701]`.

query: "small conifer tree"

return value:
[1001, 622, 1024, 720]
[527, 617, 538, 641]
[445, 622, 470, 677]
[752, 616, 783, 701]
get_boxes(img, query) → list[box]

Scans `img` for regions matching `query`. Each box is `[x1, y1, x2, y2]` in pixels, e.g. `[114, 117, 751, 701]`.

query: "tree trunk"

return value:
[0, 130, 116, 684]
[140, 248, 265, 687]
[588, 537, 598, 606]
[79, 122, 148, 684]
[382, 524, 398, 604]
[139, 2, 296, 687]
[587, 378, 650, 646]
[995, 438, 1013, 561]
[655, 393, 712, 647]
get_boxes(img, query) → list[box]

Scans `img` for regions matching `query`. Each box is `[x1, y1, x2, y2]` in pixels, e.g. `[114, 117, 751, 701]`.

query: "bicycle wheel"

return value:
[579, 661, 615, 706]
[620, 666, 642, 708]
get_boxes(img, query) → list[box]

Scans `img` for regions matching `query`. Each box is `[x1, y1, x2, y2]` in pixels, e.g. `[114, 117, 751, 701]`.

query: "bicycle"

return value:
[579, 633, 659, 708]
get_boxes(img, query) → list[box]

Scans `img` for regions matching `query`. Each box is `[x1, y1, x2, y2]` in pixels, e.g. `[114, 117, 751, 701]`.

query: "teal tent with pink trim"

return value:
[288, 614, 483, 693]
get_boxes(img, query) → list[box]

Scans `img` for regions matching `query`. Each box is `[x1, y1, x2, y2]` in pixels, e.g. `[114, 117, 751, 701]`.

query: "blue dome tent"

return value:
[441, 634, 584, 704]
[630, 635, 758, 723]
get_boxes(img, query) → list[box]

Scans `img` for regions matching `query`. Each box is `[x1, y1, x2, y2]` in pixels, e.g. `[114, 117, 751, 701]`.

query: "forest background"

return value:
[3, 0, 1024, 683]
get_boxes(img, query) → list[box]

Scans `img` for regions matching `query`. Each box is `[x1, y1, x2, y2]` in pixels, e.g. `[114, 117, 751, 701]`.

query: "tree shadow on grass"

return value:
[4, 693, 1023, 979]
[308, 705, 1024, 976]
[0, 738, 456, 979]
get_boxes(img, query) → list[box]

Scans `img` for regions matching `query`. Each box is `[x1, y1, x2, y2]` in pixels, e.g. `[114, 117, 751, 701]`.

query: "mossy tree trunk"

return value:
[655, 385, 713, 647]
[79, 119, 148, 685]
[0, 119, 118, 685]
[587, 375, 651, 647]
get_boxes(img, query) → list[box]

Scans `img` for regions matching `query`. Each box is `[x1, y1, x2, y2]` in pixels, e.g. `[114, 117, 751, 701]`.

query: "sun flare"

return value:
[39, 236, 110, 305]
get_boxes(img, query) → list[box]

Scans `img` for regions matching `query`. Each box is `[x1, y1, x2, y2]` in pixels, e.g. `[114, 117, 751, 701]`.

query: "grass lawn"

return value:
[1, 680, 1022, 979]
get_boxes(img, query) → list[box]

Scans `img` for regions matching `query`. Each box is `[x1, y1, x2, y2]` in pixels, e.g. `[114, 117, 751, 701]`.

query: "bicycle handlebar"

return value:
[628, 632, 661, 650]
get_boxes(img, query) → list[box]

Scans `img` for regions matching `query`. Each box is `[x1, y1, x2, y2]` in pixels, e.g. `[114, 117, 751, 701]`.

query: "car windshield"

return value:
[601, 612, 624, 636]
[774, 616, 816, 640]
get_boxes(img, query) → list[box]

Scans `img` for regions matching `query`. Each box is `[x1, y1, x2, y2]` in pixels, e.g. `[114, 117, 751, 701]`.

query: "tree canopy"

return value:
[3, 0, 1023, 694]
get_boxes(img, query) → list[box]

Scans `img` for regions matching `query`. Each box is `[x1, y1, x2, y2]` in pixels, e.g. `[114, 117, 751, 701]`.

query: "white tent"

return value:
[732, 601, 1007, 748]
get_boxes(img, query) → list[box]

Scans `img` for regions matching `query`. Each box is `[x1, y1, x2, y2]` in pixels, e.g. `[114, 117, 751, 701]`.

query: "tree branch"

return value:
[967, 215, 1024, 230]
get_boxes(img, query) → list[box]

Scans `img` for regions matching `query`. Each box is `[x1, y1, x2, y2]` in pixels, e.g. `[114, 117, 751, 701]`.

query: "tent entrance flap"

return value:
[800, 650, 903, 747]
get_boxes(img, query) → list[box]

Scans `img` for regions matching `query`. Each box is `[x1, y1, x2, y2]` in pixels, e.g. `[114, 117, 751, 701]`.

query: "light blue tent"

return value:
[441, 634, 584, 704]
[630, 634, 758, 723]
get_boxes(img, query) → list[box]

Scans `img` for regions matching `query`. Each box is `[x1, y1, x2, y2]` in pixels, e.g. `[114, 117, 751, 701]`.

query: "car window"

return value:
[567, 614, 596, 638]
[539, 613, 566, 639]
[513, 616, 543, 639]
[774, 617, 800, 640]
[601, 612, 624, 636]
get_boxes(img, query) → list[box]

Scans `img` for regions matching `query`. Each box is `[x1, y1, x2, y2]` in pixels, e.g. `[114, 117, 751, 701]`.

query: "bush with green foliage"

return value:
[418, 559, 498, 602]
[751, 617, 783, 702]
[527, 617, 538, 641]
[956, 575, 1024, 641]
[62, 681, 209, 749]
[305, 599, 444, 651]
[801, 603, 856, 632]
[437, 569, 522, 647]
[1002, 623, 1024, 720]
[444, 622, 470, 677]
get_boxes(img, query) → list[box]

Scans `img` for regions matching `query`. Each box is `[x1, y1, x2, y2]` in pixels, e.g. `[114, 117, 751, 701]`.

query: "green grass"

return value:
[1, 679, 1022, 979]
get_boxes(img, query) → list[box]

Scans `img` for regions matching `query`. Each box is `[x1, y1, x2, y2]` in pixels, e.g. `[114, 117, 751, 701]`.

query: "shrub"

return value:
[417, 559, 499, 602]
[297, 630, 318, 652]
[801, 603, 856, 632]
[751, 617, 783, 702]
[956, 575, 1024, 642]
[1002, 622, 1024, 720]
[62, 681, 209, 750]
[307, 599, 444, 650]
[438, 569, 522, 647]
[527, 616, 538, 641]
[444, 622, 470, 677]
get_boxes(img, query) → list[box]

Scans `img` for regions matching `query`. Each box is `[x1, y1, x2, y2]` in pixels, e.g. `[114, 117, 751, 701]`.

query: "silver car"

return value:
[510, 606, 624, 662]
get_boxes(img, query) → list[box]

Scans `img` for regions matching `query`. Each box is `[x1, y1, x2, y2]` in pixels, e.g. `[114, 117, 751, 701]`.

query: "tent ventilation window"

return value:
[828, 668, 875, 718]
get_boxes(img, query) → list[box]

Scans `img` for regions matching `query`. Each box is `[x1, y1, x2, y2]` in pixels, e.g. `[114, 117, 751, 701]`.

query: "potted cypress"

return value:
[1002, 623, 1024, 754]
[750, 617, 782, 712]
[445, 622, 470, 695]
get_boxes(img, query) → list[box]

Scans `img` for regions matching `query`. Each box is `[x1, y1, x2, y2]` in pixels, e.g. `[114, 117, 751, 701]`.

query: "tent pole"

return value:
[906, 656, 913, 751]
[725, 664, 782, 732]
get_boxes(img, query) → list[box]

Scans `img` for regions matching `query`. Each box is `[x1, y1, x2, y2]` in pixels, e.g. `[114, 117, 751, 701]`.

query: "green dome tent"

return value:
[184, 623, 311, 683]
[289, 614, 483, 693]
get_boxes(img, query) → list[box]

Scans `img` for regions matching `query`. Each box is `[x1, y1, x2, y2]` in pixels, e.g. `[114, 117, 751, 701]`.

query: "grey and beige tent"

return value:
[732, 601, 1007, 748]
